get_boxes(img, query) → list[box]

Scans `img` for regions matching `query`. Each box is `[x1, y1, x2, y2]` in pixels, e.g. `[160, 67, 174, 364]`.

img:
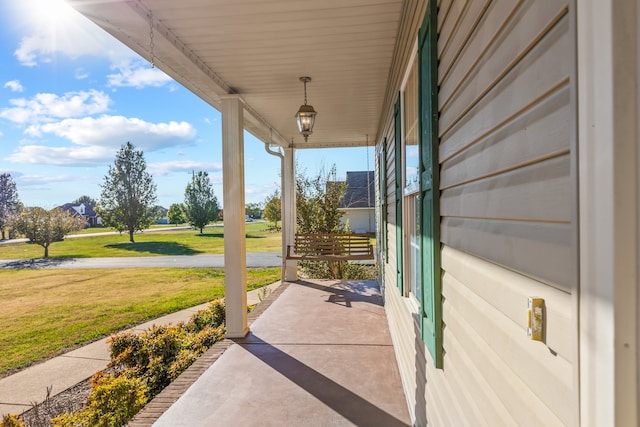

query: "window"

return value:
[417, 0, 442, 368]
[401, 54, 421, 307]
[393, 0, 442, 368]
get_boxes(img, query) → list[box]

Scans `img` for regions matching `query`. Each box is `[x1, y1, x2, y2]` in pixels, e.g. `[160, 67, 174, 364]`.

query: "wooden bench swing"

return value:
[285, 232, 374, 261]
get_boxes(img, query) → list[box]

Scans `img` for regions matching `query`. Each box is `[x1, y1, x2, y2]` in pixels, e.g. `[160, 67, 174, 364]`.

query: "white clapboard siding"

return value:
[441, 155, 571, 222]
[440, 84, 570, 189]
[443, 302, 566, 427]
[385, 284, 465, 427]
[380, 0, 577, 425]
[442, 247, 574, 359]
[437, 0, 575, 291]
[443, 269, 573, 424]
[436, 0, 577, 423]
[386, 247, 575, 426]
[441, 217, 574, 292]
[438, 0, 496, 87]
[440, 12, 571, 161]
[439, 1, 569, 140]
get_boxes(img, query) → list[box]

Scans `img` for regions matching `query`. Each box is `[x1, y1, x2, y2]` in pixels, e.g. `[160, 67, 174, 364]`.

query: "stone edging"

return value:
[127, 281, 291, 426]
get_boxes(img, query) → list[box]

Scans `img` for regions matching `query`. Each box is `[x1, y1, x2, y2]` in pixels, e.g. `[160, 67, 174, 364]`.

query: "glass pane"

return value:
[404, 61, 419, 194]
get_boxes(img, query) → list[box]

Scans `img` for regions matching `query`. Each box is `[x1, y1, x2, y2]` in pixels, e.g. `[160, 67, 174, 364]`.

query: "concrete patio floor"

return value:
[130, 279, 411, 426]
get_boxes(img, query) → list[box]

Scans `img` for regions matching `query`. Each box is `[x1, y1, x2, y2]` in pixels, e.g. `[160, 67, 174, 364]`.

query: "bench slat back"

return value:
[288, 233, 374, 260]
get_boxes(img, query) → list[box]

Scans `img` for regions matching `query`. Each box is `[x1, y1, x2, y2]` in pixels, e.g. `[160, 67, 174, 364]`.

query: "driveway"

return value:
[0, 252, 281, 269]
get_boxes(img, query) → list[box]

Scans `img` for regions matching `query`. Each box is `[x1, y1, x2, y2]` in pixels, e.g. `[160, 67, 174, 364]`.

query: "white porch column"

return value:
[577, 1, 639, 426]
[283, 147, 297, 281]
[221, 95, 248, 337]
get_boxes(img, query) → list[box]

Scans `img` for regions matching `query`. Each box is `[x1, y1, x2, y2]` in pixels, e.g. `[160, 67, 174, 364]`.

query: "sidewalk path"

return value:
[0, 282, 282, 417]
[0, 252, 281, 269]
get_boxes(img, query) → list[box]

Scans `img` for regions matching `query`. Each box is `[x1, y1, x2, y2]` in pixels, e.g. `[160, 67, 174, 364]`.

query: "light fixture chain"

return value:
[303, 79, 308, 105]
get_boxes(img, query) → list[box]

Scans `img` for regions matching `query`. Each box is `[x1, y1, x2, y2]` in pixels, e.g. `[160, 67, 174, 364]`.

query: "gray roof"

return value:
[58, 203, 98, 218]
[339, 171, 374, 209]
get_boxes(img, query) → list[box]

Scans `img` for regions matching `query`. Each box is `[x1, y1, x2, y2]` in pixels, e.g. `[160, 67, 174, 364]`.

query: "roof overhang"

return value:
[67, 0, 405, 149]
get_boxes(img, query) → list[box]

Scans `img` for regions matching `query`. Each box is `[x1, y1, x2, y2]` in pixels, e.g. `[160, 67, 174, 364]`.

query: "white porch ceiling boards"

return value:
[67, 0, 404, 149]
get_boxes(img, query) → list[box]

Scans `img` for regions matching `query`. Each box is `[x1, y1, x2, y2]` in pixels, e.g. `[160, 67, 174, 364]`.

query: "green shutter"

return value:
[377, 140, 388, 287]
[394, 97, 403, 293]
[380, 139, 388, 262]
[418, 0, 442, 368]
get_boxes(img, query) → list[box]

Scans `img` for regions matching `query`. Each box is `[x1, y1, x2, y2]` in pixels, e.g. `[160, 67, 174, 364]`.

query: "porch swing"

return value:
[285, 135, 375, 262]
[286, 232, 374, 261]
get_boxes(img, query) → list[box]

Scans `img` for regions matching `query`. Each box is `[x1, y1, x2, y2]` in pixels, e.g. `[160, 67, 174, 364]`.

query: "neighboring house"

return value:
[337, 171, 375, 234]
[58, 203, 101, 227]
[156, 206, 169, 224]
[69, 1, 640, 426]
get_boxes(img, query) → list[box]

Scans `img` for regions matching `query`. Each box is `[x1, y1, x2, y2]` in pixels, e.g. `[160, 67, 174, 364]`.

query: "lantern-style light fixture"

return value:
[295, 77, 317, 142]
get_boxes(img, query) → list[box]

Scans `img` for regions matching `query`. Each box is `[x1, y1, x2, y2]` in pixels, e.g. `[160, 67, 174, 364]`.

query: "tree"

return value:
[13, 207, 87, 257]
[73, 195, 97, 206]
[245, 203, 262, 219]
[184, 171, 219, 233]
[97, 142, 158, 243]
[296, 165, 346, 234]
[296, 165, 348, 279]
[0, 173, 20, 240]
[262, 190, 281, 231]
[167, 203, 186, 226]
[152, 205, 167, 222]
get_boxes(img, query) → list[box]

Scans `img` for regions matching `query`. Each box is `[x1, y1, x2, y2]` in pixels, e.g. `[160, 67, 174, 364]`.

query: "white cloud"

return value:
[0, 90, 111, 124]
[245, 181, 278, 201]
[24, 116, 196, 152]
[149, 161, 222, 177]
[75, 68, 89, 80]
[107, 60, 173, 88]
[407, 146, 419, 158]
[5, 145, 115, 166]
[4, 80, 24, 92]
[10, 1, 174, 90]
[12, 0, 135, 67]
[17, 173, 81, 187]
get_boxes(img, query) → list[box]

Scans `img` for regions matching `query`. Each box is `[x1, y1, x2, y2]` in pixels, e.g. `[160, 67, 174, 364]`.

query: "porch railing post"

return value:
[221, 95, 248, 337]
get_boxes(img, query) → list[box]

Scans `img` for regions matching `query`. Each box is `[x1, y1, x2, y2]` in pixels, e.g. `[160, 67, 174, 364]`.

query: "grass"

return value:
[0, 267, 281, 376]
[67, 223, 195, 235]
[0, 223, 282, 259]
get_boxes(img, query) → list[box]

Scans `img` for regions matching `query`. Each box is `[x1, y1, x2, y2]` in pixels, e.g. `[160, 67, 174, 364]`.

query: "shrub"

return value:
[342, 262, 378, 280]
[185, 300, 225, 332]
[299, 260, 377, 280]
[0, 414, 26, 427]
[52, 372, 147, 427]
[53, 299, 226, 427]
[209, 300, 225, 327]
[186, 307, 213, 332]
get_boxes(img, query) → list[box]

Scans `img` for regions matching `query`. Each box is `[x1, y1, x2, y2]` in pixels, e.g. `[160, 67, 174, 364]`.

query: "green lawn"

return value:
[0, 267, 281, 376]
[67, 223, 188, 235]
[0, 223, 282, 259]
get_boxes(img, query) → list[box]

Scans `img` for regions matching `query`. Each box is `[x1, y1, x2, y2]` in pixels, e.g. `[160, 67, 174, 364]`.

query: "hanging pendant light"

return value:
[295, 77, 317, 142]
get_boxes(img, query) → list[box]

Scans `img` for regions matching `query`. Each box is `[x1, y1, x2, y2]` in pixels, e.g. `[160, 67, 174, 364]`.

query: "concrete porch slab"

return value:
[151, 280, 410, 426]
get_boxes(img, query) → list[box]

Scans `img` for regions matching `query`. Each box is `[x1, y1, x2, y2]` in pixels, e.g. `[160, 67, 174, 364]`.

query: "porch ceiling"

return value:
[67, 0, 404, 149]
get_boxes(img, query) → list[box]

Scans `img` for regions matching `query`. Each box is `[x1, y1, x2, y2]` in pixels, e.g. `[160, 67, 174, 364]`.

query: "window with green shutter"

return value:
[377, 140, 388, 264]
[394, 97, 404, 294]
[418, 0, 442, 368]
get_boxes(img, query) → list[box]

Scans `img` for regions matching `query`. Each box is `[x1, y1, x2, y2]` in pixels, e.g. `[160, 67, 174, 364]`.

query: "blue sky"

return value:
[0, 0, 373, 209]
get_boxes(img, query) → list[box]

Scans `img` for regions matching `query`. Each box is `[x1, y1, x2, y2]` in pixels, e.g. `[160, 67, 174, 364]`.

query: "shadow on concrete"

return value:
[295, 280, 384, 307]
[236, 334, 409, 427]
[0, 258, 75, 269]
